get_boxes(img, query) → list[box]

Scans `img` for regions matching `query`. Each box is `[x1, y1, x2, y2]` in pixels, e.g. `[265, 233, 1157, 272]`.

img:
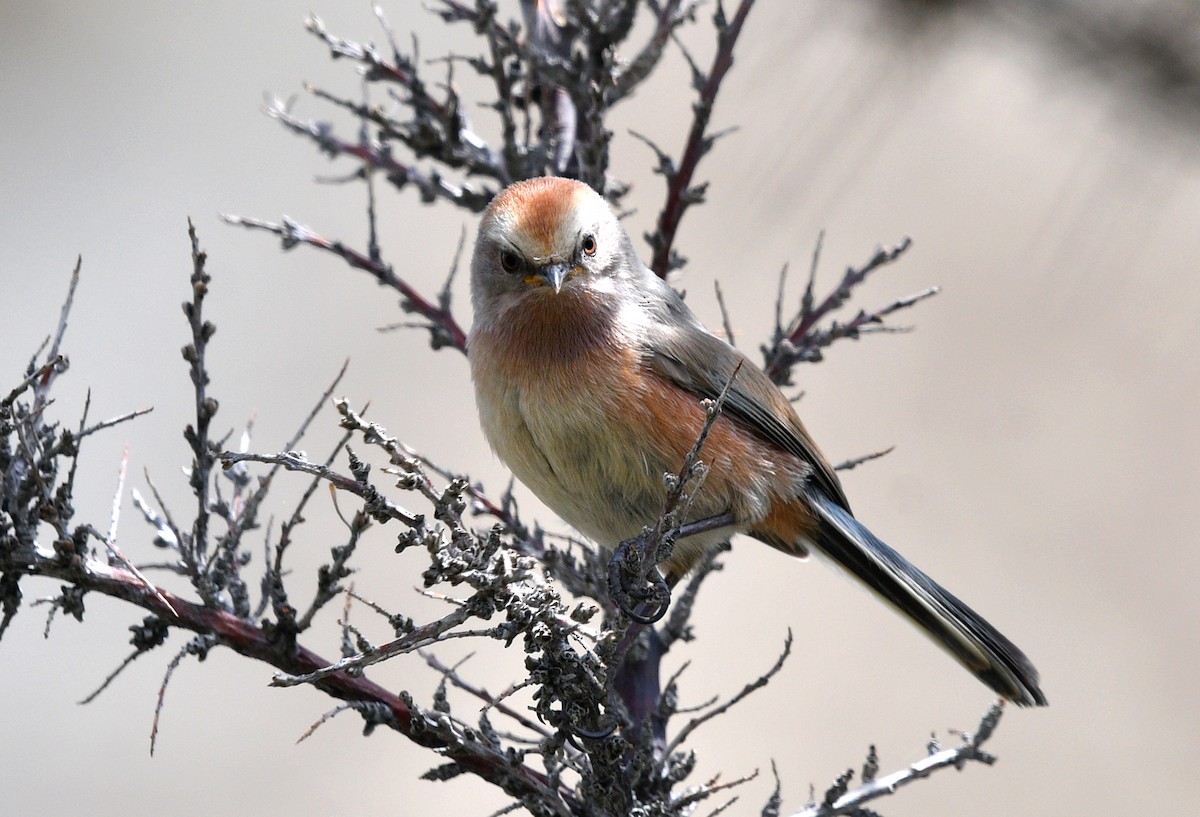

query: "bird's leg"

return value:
[675, 511, 736, 540]
[607, 511, 736, 623]
[608, 531, 672, 624]
[605, 517, 732, 752]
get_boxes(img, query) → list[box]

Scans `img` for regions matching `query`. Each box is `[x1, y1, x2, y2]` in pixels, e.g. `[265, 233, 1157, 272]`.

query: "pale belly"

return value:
[472, 357, 743, 561]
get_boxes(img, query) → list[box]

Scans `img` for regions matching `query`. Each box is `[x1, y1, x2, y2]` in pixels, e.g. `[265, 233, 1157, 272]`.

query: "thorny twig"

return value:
[271, 604, 475, 686]
[220, 450, 422, 527]
[221, 214, 469, 353]
[663, 630, 792, 759]
[2, 230, 593, 811]
[180, 220, 222, 607]
[763, 237, 934, 384]
[647, 0, 758, 277]
[787, 704, 1006, 817]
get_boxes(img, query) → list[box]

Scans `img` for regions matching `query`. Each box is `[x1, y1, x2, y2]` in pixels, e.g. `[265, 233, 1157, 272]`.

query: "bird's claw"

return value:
[561, 704, 619, 749]
[607, 535, 672, 624]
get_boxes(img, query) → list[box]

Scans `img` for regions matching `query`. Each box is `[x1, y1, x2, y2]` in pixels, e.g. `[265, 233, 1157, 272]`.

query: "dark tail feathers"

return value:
[805, 487, 1047, 706]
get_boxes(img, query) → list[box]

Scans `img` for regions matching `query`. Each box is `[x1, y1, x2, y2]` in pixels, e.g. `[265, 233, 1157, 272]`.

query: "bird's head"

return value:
[470, 177, 641, 324]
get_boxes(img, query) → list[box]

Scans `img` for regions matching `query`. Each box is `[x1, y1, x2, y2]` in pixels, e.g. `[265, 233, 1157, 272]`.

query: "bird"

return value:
[467, 176, 1046, 707]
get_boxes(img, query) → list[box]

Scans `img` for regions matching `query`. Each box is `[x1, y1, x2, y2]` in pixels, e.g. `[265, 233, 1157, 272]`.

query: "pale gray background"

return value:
[2, 2, 1197, 815]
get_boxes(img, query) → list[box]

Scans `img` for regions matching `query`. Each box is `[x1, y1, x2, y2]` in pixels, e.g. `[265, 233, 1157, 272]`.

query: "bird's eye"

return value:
[499, 250, 521, 273]
[581, 234, 597, 256]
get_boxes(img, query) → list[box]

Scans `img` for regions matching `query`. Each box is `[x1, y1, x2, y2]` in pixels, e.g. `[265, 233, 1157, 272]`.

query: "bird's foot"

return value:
[561, 703, 619, 749]
[607, 533, 672, 624]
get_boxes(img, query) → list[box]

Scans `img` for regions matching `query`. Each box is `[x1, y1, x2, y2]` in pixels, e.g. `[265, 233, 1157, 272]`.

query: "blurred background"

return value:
[2, 1, 1198, 815]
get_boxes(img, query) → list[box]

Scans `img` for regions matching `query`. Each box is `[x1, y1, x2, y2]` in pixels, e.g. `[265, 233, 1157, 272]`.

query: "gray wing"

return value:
[635, 280, 1047, 707]
[641, 309, 851, 513]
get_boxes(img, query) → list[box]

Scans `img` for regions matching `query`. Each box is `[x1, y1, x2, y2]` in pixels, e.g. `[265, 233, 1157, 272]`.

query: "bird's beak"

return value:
[535, 261, 575, 294]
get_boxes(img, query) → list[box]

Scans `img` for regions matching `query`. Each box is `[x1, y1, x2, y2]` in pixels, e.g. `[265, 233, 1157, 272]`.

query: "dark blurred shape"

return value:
[874, 0, 1200, 127]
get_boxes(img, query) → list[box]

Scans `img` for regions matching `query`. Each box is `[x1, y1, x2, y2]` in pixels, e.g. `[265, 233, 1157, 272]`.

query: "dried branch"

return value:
[663, 629, 792, 759]
[832, 446, 895, 473]
[272, 603, 475, 686]
[659, 547, 725, 650]
[607, 360, 744, 624]
[647, 0, 758, 277]
[762, 237, 931, 385]
[672, 768, 760, 813]
[10, 548, 575, 809]
[221, 214, 469, 352]
[33, 256, 81, 413]
[3, 354, 67, 410]
[151, 635, 215, 755]
[786, 704, 1006, 817]
[220, 450, 421, 526]
[422, 650, 555, 741]
[614, 1, 696, 97]
[261, 94, 497, 209]
[220, 360, 351, 566]
[179, 220, 221, 606]
[77, 407, 154, 442]
[761, 760, 783, 817]
[713, 279, 737, 347]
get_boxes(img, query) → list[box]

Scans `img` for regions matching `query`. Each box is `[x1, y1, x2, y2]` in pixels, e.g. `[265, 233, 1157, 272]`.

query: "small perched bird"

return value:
[468, 177, 1046, 706]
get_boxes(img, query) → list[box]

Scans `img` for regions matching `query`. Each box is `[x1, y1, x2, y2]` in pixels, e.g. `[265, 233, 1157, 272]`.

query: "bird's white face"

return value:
[470, 178, 632, 322]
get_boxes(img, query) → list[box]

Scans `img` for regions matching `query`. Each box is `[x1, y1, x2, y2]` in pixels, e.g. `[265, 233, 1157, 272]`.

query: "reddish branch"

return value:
[221, 214, 469, 353]
[762, 238, 931, 384]
[261, 98, 495, 212]
[649, 0, 756, 278]
[787, 239, 913, 349]
[305, 14, 444, 114]
[18, 555, 575, 813]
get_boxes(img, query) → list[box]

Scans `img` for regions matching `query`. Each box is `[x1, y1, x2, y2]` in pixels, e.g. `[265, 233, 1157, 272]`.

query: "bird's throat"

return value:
[488, 288, 622, 372]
